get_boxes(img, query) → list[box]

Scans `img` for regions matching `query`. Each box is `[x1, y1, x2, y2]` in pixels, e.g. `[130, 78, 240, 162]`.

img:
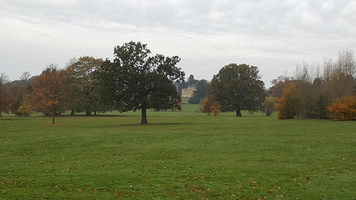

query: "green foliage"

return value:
[96, 41, 185, 124]
[188, 79, 208, 104]
[208, 63, 265, 117]
[327, 95, 356, 120]
[263, 96, 277, 116]
[66, 56, 104, 115]
[0, 112, 355, 199]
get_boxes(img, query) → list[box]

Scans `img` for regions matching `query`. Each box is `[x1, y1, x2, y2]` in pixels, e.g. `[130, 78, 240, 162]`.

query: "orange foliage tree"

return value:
[276, 83, 302, 119]
[32, 64, 69, 124]
[327, 95, 356, 120]
[201, 95, 221, 116]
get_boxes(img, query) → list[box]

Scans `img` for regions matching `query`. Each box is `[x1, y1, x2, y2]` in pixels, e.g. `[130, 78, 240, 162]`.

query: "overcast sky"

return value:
[1, 0, 355, 86]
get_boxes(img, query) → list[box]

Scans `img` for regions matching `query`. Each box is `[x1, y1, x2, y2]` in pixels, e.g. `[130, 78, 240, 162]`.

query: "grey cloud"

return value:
[2, 0, 355, 38]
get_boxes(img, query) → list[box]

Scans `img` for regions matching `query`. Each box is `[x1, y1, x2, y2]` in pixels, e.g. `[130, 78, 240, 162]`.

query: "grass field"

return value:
[0, 104, 355, 199]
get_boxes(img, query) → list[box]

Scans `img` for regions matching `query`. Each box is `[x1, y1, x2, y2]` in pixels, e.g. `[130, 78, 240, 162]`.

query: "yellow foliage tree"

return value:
[17, 95, 33, 117]
[327, 95, 356, 120]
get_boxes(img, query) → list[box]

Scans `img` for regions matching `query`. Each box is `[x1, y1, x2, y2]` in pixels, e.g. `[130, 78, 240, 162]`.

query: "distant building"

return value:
[181, 86, 196, 98]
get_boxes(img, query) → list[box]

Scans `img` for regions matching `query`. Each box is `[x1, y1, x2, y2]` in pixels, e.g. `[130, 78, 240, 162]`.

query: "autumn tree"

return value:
[201, 95, 221, 116]
[66, 56, 104, 115]
[32, 64, 68, 124]
[17, 94, 33, 117]
[96, 41, 185, 124]
[276, 83, 302, 119]
[269, 75, 293, 98]
[208, 63, 265, 117]
[0, 73, 12, 116]
[327, 95, 356, 121]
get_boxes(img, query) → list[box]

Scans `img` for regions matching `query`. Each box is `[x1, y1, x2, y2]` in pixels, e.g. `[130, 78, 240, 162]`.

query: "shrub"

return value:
[327, 96, 356, 120]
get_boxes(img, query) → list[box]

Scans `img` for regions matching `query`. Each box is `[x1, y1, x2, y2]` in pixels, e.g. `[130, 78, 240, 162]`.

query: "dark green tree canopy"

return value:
[97, 41, 185, 124]
[208, 63, 265, 117]
[188, 79, 208, 104]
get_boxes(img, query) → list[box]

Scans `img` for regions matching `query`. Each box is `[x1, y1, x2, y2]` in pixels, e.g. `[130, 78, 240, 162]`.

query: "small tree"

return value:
[201, 95, 221, 116]
[32, 64, 68, 124]
[276, 83, 302, 119]
[263, 96, 278, 116]
[327, 96, 356, 120]
[17, 95, 33, 117]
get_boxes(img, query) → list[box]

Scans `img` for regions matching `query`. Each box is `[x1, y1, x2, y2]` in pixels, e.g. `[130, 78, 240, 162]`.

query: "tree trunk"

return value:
[86, 110, 91, 116]
[141, 107, 148, 124]
[236, 109, 242, 117]
[52, 106, 56, 124]
[70, 109, 75, 115]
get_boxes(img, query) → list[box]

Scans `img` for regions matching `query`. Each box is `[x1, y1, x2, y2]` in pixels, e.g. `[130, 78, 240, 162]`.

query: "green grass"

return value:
[0, 107, 355, 199]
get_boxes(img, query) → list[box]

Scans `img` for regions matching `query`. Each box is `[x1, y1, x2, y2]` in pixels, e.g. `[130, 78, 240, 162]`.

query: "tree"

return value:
[66, 56, 104, 115]
[201, 95, 221, 116]
[9, 85, 28, 116]
[269, 75, 293, 98]
[96, 41, 185, 124]
[327, 95, 356, 121]
[0, 73, 12, 116]
[188, 79, 208, 104]
[263, 96, 278, 116]
[32, 64, 69, 124]
[19, 71, 31, 81]
[208, 63, 265, 117]
[17, 94, 33, 117]
[187, 74, 198, 86]
[276, 83, 302, 119]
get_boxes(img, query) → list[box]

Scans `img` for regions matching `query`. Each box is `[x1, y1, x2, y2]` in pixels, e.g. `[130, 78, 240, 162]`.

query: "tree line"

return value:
[182, 50, 356, 120]
[0, 42, 355, 123]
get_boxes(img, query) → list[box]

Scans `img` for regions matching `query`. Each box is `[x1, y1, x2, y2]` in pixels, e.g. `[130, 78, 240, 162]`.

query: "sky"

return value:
[1, 0, 355, 87]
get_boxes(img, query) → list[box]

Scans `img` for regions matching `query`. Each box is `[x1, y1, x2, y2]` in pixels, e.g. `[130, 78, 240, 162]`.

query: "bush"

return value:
[327, 96, 356, 120]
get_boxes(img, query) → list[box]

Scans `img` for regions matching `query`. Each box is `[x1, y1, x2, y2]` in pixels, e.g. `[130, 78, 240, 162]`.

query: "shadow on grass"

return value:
[115, 122, 202, 127]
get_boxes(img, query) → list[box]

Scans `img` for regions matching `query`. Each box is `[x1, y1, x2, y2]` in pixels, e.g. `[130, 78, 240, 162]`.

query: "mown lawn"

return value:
[0, 107, 355, 199]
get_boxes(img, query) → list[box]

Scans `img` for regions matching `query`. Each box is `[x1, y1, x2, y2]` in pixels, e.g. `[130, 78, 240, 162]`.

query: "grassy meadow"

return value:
[0, 104, 355, 199]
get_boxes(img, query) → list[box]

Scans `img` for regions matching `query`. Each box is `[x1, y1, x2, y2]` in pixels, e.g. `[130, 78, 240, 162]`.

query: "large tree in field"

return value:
[66, 56, 104, 115]
[97, 41, 185, 124]
[32, 64, 68, 124]
[208, 63, 265, 117]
